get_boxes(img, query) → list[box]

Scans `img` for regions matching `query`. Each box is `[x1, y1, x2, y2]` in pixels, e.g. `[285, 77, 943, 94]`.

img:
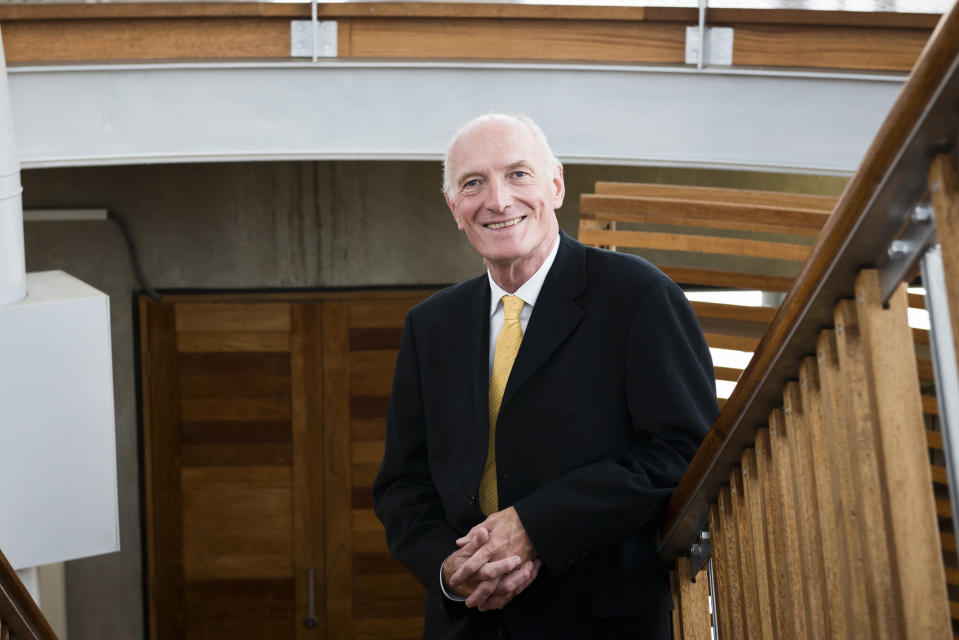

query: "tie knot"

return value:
[502, 295, 524, 321]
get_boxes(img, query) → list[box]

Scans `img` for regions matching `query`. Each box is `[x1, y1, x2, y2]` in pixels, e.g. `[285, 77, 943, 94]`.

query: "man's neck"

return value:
[486, 235, 559, 294]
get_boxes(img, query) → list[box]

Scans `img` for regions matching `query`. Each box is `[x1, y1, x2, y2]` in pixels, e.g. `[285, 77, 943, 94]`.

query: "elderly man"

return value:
[373, 114, 717, 639]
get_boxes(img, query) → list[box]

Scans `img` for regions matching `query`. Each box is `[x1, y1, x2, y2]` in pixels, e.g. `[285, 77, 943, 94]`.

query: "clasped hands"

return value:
[442, 506, 542, 611]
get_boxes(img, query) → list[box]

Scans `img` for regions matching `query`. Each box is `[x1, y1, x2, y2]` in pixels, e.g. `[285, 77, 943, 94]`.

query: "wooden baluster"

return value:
[768, 409, 809, 639]
[929, 151, 959, 374]
[676, 556, 711, 640]
[718, 487, 747, 639]
[730, 468, 762, 640]
[854, 270, 951, 638]
[783, 381, 828, 638]
[816, 330, 872, 637]
[754, 428, 791, 639]
[798, 356, 852, 640]
[670, 569, 683, 640]
[708, 503, 733, 640]
[834, 299, 901, 639]
[740, 449, 775, 640]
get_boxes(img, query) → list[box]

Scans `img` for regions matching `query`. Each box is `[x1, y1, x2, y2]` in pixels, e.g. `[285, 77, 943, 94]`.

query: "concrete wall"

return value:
[20, 160, 846, 640]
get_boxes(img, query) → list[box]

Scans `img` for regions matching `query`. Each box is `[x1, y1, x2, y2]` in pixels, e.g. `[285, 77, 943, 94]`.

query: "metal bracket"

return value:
[685, 26, 734, 67]
[876, 201, 937, 303]
[291, 20, 338, 59]
[688, 529, 711, 579]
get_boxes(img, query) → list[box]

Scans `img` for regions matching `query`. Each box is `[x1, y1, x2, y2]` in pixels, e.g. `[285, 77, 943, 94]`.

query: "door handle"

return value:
[303, 567, 319, 629]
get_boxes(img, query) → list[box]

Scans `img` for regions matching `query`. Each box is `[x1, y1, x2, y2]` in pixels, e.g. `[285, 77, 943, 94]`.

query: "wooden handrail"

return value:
[0, 547, 58, 639]
[659, 0, 959, 563]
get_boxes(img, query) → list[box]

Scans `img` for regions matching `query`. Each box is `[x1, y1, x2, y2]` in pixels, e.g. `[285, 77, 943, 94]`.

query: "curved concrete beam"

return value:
[7, 61, 904, 175]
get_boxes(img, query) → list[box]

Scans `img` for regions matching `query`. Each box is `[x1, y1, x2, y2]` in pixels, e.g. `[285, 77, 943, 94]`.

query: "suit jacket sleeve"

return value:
[513, 277, 717, 577]
[372, 312, 460, 591]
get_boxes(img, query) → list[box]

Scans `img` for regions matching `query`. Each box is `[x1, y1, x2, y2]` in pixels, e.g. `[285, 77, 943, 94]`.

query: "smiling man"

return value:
[373, 114, 718, 639]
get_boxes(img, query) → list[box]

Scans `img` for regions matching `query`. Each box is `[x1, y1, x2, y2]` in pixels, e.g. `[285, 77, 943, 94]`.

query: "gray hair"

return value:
[442, 113, 560, 196]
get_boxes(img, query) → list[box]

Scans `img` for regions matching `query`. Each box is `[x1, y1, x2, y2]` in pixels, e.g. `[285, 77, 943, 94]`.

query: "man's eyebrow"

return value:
[505, 161, 532, 172]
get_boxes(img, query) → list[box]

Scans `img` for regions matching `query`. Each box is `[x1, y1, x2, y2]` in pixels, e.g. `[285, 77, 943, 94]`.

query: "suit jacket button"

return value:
[467, 493, 476, 505]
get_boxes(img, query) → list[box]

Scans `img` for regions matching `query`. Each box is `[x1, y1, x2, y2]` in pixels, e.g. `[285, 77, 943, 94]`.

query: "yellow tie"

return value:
[480, 295, 525, 515]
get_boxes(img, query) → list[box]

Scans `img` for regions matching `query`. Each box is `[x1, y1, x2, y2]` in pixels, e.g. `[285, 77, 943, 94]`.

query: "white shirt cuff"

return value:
[439, 559, 467, 602]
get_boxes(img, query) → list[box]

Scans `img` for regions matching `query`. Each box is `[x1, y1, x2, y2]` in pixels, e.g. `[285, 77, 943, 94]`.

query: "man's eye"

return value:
[464, 179, 480, 188]
[511, 171, 528, 178]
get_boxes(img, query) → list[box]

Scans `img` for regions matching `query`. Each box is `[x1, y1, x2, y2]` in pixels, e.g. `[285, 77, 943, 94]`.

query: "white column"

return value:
[0, 26, 26, 305]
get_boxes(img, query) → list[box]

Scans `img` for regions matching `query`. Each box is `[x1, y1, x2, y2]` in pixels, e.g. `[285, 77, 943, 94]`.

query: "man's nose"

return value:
[485, 178, 513, 213]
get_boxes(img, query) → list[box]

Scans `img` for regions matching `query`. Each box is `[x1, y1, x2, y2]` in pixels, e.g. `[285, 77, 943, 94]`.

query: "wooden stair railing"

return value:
[633, 0, 959, 637]
[0, 548, 58, 639]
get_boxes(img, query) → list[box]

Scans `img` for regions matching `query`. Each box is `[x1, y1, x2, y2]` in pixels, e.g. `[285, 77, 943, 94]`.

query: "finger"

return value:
[456, 525, 489, 548]
[465, 577, 499, 609]
[449, 542, 498, 585]
[474, 555, 521, 581]
[495, 560, 534, 593]
[478, 594, 511, 612]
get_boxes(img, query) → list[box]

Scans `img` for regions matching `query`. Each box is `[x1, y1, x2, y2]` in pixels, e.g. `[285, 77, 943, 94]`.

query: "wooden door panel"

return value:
[142, 291, 435, 640]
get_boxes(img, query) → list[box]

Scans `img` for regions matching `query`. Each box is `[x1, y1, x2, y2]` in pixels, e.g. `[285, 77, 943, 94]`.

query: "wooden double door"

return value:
[139, 290, 435, 639]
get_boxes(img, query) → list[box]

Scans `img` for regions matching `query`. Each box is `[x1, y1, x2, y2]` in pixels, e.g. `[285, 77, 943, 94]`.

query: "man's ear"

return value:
[446, 193, 465, 230]
[551, 163, 566, 209]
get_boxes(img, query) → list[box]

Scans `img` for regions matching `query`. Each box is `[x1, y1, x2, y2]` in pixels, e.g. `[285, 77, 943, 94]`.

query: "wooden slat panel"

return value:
[676, 556, 711, 640]
[177, 331, 290, 352]
[181, 420, 291, 444]
[351, 419, 387, 442]
[144, 300, 186, 639]
[834, 299, 901, 639]
[661, 266, 795, 291]
[754, 428, 790, 639]
[184, 578, 294, 639]
[352, 441, 386, 466]
[817, 330, 875, 636]
[344, 17, 686, 63]
[180, 396, 291, 421]
[291, 303, 327, 640]
[352, 617, 422, 640]
[769, 409, 809, 639]
[708, 504, 734, 640]
[578, 228, 812, 261]
[580, 194, 830, 236]
[714, 366, 743, 382]
[854, 272, 951, 638]
[175, 303, 292, 333]
[933, 465, 949, 485]
[717, 487, 747, 639]
[323, 301, 353, 639]
[349, 298, 425, 328]
[702, 332, 760, 353]
[181, 466, 293, 581]
[350, 327, 403, 351]
[181, 442, 291, 466]
[925, 394, 940, 415]
[797, 357, 852, 640]
[349, 350, 400, 374]
[783, 382, 828, 639]
[593, 182, 838, 211]
[928, 429, 944, 450]
[689, 301, 778, 324]
[730, 468, 762, 640]
[731, 24, 929, 71]
[669, 570, 683, 640]
[741, 449, 776, 640]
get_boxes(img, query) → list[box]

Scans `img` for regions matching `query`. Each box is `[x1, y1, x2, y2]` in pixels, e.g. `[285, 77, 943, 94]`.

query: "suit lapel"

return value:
[501, 233, 587, 410]
[449, 275, 492, 438]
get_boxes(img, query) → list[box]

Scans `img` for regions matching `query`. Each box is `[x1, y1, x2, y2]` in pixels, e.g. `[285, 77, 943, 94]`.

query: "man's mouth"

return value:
[484, 216, 526, 230]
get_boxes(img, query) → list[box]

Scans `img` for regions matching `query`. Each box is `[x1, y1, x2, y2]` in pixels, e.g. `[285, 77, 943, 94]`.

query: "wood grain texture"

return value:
[754, 428, 790, 639]
[322, 301, 353, 640]
[740, 448, 776, 640]
[797, 357, 852, 640]
[929, 151, 959, 384]
[731, 24, 929, 71]
[717, 487, 748, 640]
[782, 382, 828, 639]
[676, 556, 711, 640]
[708, 504, 733, 640]
[578, 228, 812, 262]
[854, 271, 951, 639]
[816, 330, 875, 637]
[669, 570, 683, 640]
[342, 17, 686, 63]
[592, 182, 838, 211]
[1, 17, 291, 63]
[729, 468, 761, 640]
[144, 299, 186, 639]
[660, 266, 794, 292]
[580, 194, 831, 236]
[768, 409, 809, 639]
[834, 299, 901, 639]
[291, 304, 327, 640]
[176, 303, 292, 333]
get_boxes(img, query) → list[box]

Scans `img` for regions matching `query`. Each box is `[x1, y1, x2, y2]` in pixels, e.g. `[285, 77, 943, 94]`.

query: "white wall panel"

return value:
[7, 61, 903, 174]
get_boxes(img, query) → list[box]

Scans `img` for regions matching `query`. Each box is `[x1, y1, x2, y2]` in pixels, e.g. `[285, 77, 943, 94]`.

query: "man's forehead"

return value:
[449, 121, 543, 174]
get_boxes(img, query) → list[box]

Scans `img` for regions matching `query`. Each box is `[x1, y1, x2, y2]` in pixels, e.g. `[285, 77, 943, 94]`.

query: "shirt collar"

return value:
[487, 234, 560, 316]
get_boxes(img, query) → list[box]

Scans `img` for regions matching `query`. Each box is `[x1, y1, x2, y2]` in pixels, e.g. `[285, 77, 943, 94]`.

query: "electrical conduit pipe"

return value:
[0, 27, 26, 305]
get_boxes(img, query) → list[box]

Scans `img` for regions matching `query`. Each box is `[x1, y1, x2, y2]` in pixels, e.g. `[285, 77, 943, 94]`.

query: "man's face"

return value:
[445, 119, 564, 270]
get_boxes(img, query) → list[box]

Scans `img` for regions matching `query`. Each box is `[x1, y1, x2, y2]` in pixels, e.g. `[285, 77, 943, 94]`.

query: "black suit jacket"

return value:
[373, 232, 717, 638]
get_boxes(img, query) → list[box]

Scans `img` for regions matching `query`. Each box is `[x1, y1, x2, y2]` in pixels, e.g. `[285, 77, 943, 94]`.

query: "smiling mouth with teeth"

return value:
[485, 216, 526, 230]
